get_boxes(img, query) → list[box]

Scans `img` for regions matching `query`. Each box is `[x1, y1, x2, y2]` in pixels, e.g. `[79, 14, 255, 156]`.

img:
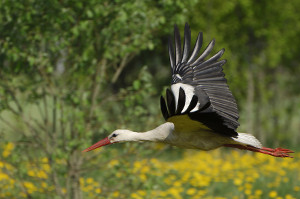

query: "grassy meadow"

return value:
[1, 142, 299, 199]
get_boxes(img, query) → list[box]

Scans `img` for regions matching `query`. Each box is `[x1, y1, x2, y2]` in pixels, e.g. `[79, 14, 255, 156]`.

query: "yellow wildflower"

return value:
[2, 143, 14, 157]
[28, 170, 35, 177]
[79, 177, 85, 185]
[139, 174, 147, 181]
[186, 188, 196, 195]
[108, 159, 119, 167]
[2, 150, 10, 158]
[41, 157, 48, 163]
[137, 190, 146, 196]
[245, 183, 252, 190]
[293, 186, 300, 191]
[23, 181, 37, 194]
[174, 180, 182, 187]
[113, 191, 120, 197]
[86, 177, 94, 184]
[234, 178, 242, 186]
[245, 189, 252, 195]
[42, 163, 51, 172]
[131, 193, 140, 199]
[140, 165, 150, 173]
[82, 185, 93, 192]
[95, 188, 101, 194]
[167, 187, 180, 196]
[5, 142, 14, 150]
[0, 173, 9, 180]
[37, 170, 47, 179]
[255, 189, 263, 195]
[269, 190, 278, 198]
[285, 194, 296, 199]
[41, 182, 48, 188]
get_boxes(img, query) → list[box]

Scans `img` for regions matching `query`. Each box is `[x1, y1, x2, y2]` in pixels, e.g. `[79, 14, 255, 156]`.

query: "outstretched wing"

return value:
[160, 23, 239, 137]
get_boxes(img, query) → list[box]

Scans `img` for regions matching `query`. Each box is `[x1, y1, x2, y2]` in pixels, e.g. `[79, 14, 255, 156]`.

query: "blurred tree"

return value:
[0, 0, 196, 198]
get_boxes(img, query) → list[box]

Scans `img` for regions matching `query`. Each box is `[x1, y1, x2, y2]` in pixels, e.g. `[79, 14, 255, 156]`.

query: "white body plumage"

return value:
[106, 122, 262, 151]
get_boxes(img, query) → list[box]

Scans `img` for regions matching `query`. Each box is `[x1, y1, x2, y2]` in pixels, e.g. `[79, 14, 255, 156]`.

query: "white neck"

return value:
[117, 122, 175, 143]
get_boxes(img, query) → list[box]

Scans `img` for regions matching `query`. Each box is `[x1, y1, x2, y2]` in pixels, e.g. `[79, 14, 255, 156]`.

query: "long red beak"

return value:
[82, 137, 112, 152]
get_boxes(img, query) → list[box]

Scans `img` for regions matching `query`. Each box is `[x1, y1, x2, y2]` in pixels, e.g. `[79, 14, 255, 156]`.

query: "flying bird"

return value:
[83, 23, 294, 158]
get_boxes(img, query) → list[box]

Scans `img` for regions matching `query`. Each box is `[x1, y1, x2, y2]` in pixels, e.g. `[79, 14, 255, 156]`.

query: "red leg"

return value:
[260, 147, 294, 153]
[224, 144, 294, 158]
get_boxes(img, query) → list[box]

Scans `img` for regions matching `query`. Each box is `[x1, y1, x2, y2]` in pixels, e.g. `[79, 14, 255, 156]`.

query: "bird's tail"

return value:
[231, 132, 262, 148]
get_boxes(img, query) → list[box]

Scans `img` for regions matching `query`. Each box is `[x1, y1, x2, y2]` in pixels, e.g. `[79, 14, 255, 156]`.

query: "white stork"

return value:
[83, 23, 294, 158]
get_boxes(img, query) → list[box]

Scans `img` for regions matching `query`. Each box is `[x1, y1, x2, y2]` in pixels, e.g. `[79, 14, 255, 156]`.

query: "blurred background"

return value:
[0, 0, 300, 198]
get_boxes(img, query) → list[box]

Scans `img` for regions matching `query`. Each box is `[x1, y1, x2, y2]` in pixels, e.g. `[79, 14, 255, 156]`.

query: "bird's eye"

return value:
[112, 134, 117, 138]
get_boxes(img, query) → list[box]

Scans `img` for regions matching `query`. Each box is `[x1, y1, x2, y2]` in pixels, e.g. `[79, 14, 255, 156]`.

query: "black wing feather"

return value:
[187, 32, 203, 64]
[174, 25, 182, 67]
[168, 38, 176, 70]
[166, 89, 176, 116]
[195, 49, 225, 70]
[160, 96, 169, 120]
[191, 39, 215, 67]
[176, 88, 186, 114]
[182, 23, 191, 63]
[182, 95, 198, 114]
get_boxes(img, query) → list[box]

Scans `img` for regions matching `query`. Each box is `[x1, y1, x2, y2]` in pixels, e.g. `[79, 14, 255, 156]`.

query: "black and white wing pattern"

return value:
[160, 23, 239, 137]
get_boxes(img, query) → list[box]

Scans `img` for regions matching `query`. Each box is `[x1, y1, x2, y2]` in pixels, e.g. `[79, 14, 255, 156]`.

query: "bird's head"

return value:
[82, 130, 134, 152]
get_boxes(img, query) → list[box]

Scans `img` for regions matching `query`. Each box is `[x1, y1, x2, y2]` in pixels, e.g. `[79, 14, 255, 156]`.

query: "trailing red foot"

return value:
[224, 144, 294, 158]
[258, 147, 294, 158]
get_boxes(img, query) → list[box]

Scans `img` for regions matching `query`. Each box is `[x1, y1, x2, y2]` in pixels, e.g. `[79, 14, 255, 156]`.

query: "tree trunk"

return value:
[69, 151, 83, 199]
